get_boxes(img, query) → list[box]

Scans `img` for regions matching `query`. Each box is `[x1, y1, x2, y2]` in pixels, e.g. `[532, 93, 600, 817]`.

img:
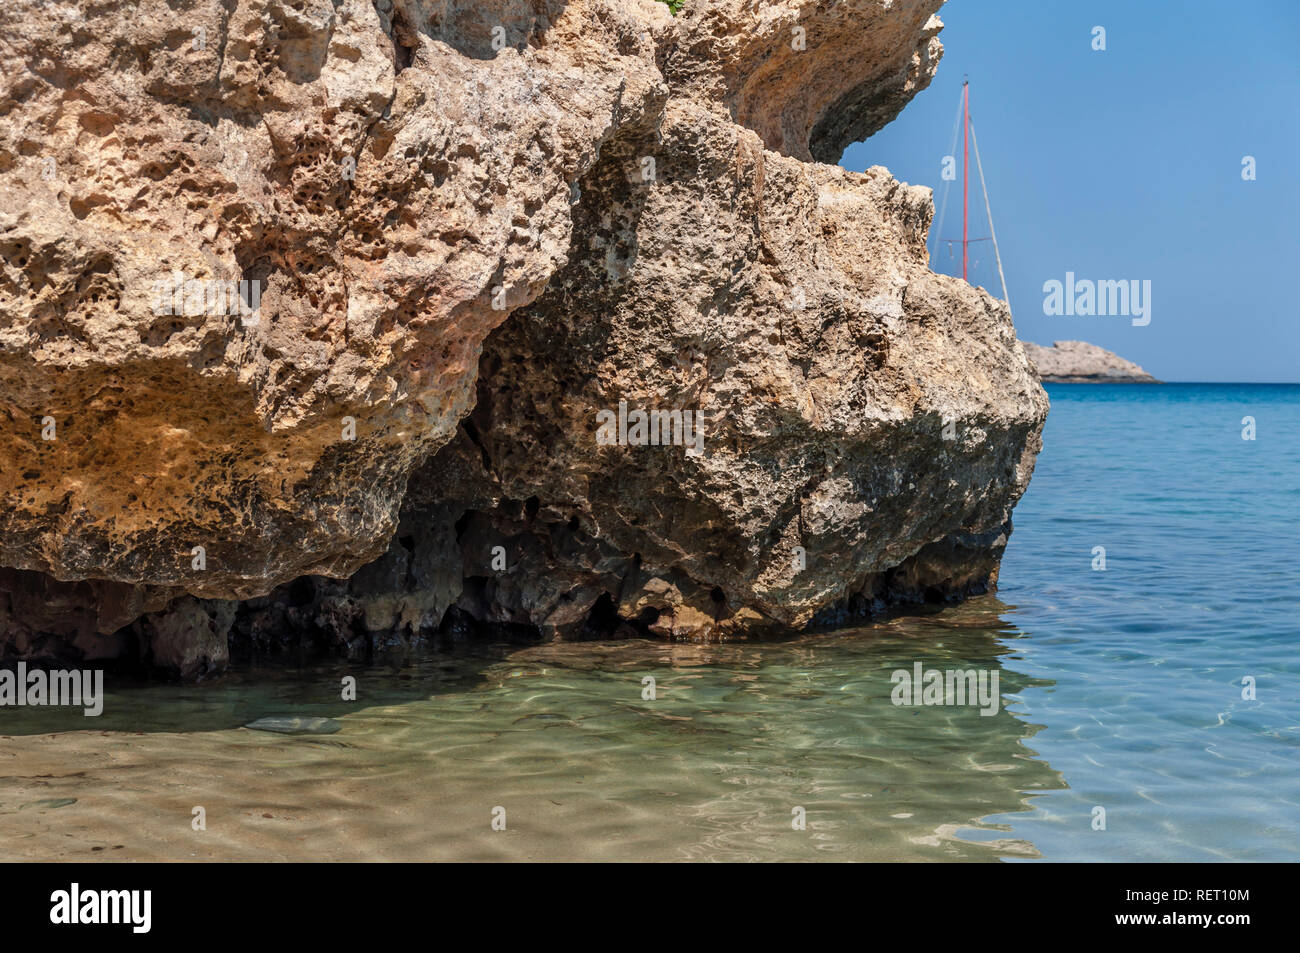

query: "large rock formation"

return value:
[1023, 340, 1158, 383]
[0, 0, 1047, 674]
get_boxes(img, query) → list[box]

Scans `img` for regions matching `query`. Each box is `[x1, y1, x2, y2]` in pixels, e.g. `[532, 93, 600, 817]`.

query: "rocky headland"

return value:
[0, 0, 1047, 678]
[1023, 340, 1158, 383]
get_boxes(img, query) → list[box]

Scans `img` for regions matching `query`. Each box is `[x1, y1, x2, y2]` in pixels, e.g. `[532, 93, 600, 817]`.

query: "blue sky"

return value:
[841, 0, 1300, 382]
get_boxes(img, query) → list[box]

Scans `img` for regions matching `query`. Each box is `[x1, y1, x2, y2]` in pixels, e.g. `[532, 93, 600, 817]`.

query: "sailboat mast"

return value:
[962, 78, 969, 282]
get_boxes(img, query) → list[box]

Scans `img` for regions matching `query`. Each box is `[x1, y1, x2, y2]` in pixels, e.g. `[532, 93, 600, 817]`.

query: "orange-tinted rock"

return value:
[0, 1, 1046, 671]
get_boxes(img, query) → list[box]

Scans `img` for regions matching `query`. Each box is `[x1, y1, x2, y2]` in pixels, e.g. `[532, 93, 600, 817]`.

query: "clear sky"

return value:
[841, 0, 1300, 382]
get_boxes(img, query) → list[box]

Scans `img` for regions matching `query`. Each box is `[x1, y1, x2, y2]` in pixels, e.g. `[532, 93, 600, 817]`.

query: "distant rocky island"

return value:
[1023, 340, 1159, 383]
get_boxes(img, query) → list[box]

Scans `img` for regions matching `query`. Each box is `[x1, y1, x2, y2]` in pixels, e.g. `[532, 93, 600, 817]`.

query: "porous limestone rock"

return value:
[0, 0, 667, 599]
[0, 0, 1047, 673]
[668, 0, 945, 161]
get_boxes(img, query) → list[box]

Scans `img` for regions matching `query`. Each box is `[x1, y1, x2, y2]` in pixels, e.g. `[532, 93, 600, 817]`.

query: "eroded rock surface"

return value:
[1, 0, 666, 598]
[1024, 340, 1158, 383]
[1, 0, 1047, 675]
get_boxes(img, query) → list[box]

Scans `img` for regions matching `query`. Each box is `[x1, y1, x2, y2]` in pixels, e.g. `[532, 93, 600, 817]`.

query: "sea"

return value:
[2, 383, 1297, 861]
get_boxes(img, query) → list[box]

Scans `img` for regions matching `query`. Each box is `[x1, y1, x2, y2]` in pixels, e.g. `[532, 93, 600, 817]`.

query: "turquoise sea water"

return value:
[989, 382, 1300, 861]
[2, 383, 1297, 861]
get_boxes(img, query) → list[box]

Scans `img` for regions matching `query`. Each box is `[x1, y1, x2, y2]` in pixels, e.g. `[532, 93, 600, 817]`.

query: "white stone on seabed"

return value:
[244, 716, 342, 735]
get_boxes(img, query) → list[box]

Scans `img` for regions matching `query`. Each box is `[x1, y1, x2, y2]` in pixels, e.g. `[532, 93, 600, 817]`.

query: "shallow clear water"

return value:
[2, 383, 1297, 861]
[991, 383, 1300, 861]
